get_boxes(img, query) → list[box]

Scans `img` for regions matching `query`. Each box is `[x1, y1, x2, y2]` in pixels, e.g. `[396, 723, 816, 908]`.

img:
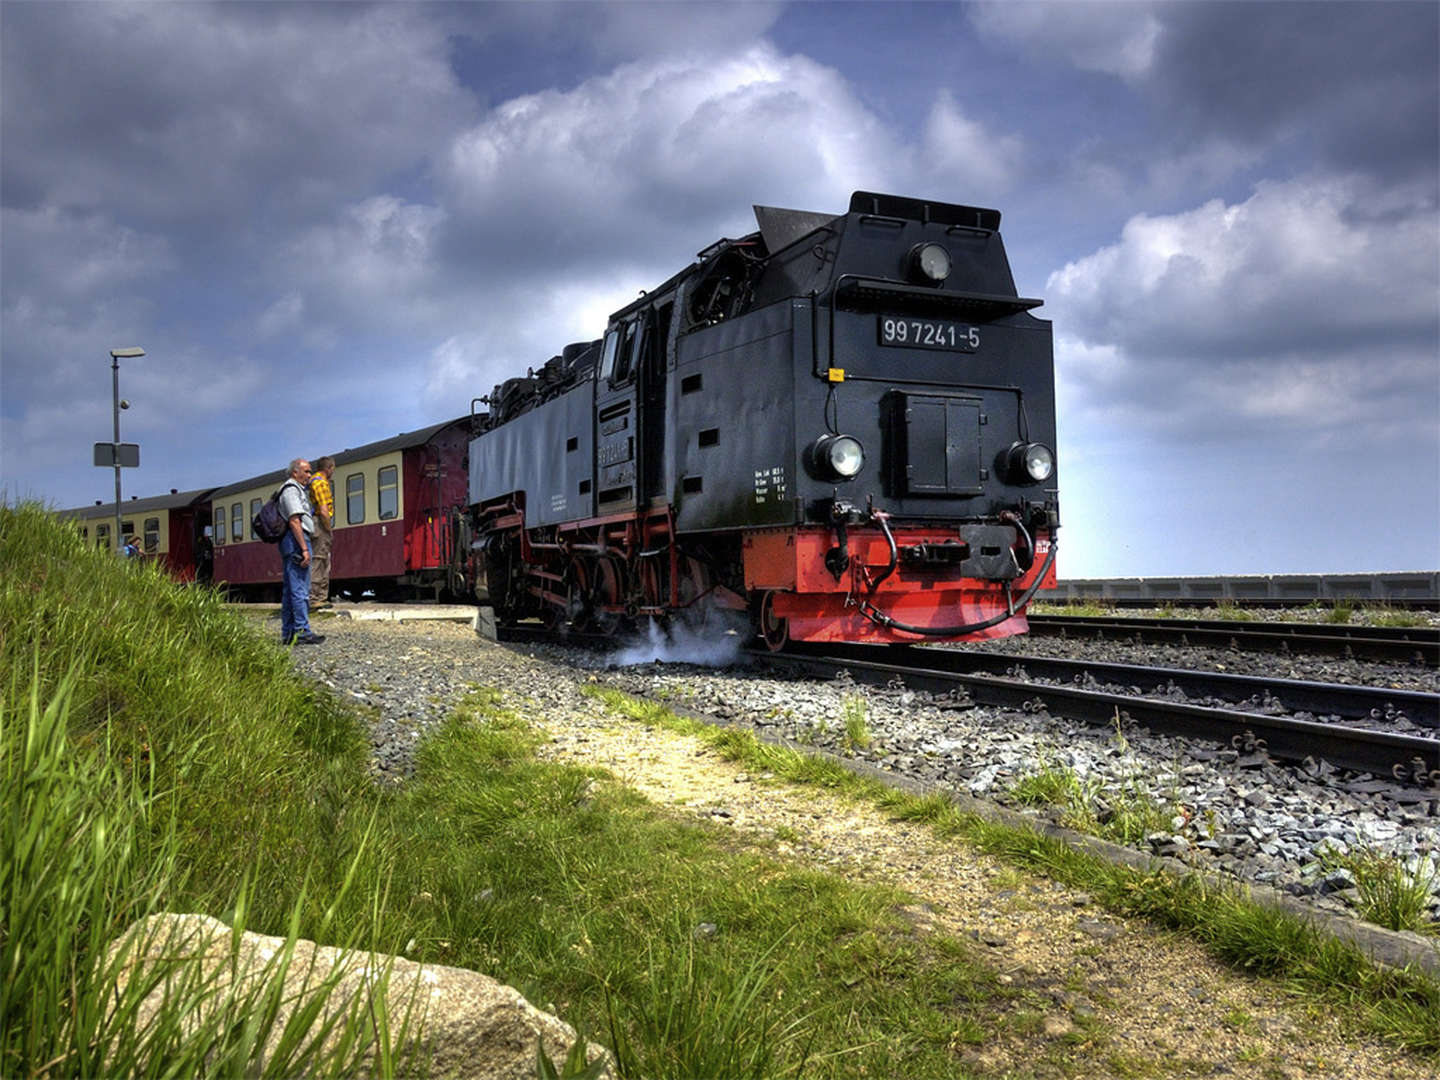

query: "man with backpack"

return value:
[278, 458, 325, 646]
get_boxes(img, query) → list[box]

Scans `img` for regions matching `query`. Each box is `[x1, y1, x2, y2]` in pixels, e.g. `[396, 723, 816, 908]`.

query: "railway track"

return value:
[766, 642, 1440, 789]
[835, 644, 1438, 729]
[494, 621, 1440, 787]
[1025, 615, 1439, 665]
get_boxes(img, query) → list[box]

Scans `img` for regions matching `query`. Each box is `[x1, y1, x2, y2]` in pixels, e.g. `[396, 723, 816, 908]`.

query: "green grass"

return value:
[4, 503, 1030, 1079]
[2, 503, 416, 1077]
[840, 693, 871, 752]
[582, 685, 1440, 1057]
[1315, 845, 1439, 936]
[1007, 750, 1176, 848]
[7, 501, 1438, 1076]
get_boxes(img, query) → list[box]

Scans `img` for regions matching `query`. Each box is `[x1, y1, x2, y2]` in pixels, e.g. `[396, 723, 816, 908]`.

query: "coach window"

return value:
[144, 518, 160, 553]
[346, 473, 366, 525]
[378, 465, 398, 520]
[214, 514, 226, 545]
[97, 523, 110, 550]
[231, 503, 243, 543]
[249, 499, 262, 540]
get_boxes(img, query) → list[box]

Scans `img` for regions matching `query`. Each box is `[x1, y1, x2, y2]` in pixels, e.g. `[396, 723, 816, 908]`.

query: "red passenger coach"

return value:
[58, 488, 214, 580]
[209, 418, 470, 601]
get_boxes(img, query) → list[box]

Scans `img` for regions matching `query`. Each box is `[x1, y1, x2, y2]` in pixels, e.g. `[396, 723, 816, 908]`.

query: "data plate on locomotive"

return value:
[878, 315, 979, 352]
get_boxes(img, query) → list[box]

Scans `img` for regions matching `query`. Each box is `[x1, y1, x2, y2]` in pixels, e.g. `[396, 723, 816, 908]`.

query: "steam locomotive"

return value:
[460, 191, 1058, 648]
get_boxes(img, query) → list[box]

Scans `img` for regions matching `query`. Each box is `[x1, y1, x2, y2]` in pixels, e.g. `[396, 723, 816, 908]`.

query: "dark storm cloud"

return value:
[971, 1, 1438, 193]
[1152, 2, 1439, 184]
[0, 1, 475, 226]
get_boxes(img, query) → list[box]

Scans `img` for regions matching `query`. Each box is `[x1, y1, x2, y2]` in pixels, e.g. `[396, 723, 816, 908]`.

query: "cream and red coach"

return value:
[58, 487, 213, 580]
[208, 419, 470, 600]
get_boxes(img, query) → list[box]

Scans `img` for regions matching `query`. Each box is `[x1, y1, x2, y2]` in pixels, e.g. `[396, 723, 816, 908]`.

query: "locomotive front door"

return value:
[594, 317, 644, 515]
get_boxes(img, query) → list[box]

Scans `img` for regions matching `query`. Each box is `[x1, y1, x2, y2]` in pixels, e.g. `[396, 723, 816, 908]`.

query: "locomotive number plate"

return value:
[879, 316, 979, 352]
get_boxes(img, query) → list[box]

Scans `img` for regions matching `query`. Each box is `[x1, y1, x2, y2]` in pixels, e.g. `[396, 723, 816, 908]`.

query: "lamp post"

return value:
[109, 346, 144, 551]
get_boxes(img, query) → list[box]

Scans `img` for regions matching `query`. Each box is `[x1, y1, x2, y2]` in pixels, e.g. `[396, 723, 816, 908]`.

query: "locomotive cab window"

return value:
[378, 466, 399, 520]
[597, 329, 621, 384]
[346, 473, 366, 525]
[603, 320, 641, 387]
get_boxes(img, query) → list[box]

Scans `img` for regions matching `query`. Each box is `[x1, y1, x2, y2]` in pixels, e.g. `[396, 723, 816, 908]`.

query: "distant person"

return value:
[278, 458, 325, 646]
[122, 536, 140, 559]
[307, 454, 336, 609]
[195, 526, 214, 585]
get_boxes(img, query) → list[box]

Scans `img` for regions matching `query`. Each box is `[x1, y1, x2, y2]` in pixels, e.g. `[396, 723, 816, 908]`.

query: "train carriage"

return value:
[208, 418, 470, 600]
[58, 488, 213, 581]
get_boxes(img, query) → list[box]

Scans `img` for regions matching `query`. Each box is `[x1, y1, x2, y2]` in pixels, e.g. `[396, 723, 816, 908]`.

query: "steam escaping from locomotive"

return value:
[607, 608, 751, 669]
[461, 191, 1059, 649]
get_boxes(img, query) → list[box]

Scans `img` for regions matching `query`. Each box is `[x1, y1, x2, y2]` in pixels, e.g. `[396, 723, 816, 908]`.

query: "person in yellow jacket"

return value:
[307, 455, 336, 607]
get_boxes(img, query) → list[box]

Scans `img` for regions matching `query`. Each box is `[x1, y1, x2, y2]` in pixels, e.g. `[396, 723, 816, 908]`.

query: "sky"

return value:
[2, 0, 1436, 578]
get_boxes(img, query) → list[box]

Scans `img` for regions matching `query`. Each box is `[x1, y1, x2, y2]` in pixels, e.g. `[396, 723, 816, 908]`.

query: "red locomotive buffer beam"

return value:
[743, 526, 1056, 645]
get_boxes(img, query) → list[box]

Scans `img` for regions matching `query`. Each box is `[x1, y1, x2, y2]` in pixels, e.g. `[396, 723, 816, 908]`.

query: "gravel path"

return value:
[283, 613, 1437, 1079]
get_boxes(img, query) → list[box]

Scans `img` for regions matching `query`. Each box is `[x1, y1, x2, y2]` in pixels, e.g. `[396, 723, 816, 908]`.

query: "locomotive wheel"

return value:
[676, 555, 713, 632]
[586, 556, 625, 636]
[757, 590, 789, 652]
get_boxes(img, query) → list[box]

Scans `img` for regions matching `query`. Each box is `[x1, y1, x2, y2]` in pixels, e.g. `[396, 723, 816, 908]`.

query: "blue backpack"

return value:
[252, 486, 290, 543]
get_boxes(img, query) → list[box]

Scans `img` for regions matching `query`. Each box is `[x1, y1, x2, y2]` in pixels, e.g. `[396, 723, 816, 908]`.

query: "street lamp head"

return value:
[110, 346, 145, 359]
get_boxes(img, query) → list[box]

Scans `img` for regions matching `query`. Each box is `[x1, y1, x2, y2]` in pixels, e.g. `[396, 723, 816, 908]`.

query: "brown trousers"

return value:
[309, 527, 332, 603]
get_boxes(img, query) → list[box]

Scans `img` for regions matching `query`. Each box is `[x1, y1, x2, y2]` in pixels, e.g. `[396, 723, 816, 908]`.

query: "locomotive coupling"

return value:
[824, 497, 864, 580]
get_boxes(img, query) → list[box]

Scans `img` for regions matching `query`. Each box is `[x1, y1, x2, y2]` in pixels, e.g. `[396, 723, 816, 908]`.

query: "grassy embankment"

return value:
[3, 502, 1437, 1078]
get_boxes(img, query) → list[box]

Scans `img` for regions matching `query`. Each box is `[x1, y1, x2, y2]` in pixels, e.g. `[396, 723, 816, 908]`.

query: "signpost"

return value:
[99, 347, 145, 551]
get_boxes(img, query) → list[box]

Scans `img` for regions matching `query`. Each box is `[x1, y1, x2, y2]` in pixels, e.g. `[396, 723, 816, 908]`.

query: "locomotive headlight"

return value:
[810, 434, 865, 480]
[1006, 441, 1055, 483]
[909, 242, 951, 284]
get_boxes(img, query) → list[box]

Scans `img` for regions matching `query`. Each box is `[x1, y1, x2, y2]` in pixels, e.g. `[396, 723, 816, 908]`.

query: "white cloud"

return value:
[441, 43, 902, 245]
[969, 2, 1162, 81]
[921, 92, 1024, 196]
[1048, 175, 1439, 438]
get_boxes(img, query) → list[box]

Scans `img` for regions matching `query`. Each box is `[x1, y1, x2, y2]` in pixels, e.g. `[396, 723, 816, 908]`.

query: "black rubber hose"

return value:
[860, 527, 1058, 638]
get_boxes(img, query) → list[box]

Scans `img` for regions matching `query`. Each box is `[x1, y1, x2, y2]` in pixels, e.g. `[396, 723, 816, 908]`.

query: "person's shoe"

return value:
[311, 601, 332, 611]
[294, 632, 326, 645]
[281, 635, 296, 646]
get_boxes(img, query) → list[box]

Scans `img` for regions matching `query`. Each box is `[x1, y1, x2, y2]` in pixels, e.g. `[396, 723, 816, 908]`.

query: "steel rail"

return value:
[788, 642, 1439, 730]
[1025, 615, 1439, 665]
[757, 649, 1440, 785]
[1032, 615, 1439, 642]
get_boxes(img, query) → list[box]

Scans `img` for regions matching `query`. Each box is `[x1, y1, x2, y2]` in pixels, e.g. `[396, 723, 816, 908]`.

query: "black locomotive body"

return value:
[462, 191, 1059, 647]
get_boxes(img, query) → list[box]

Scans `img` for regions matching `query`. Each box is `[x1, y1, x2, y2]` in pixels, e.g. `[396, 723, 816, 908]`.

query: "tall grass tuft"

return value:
[0, 503, 409, 1076]
[1317, 846, 1439, 935]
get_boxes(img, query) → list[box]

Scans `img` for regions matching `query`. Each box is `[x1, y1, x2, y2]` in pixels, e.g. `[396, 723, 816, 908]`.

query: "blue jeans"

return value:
[279, 531, 312, 641]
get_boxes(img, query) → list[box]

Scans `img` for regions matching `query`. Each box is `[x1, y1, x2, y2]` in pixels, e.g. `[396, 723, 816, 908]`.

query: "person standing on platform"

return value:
[308, 454, 336, 609]
[278, 458, 324, 646]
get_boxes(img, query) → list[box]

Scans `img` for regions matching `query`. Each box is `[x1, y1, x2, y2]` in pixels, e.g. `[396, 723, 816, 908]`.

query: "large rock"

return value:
[106, 913, 612, 1079]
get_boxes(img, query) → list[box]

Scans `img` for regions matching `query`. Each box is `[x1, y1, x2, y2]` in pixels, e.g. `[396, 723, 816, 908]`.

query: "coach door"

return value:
[594, 317, 644, 515]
